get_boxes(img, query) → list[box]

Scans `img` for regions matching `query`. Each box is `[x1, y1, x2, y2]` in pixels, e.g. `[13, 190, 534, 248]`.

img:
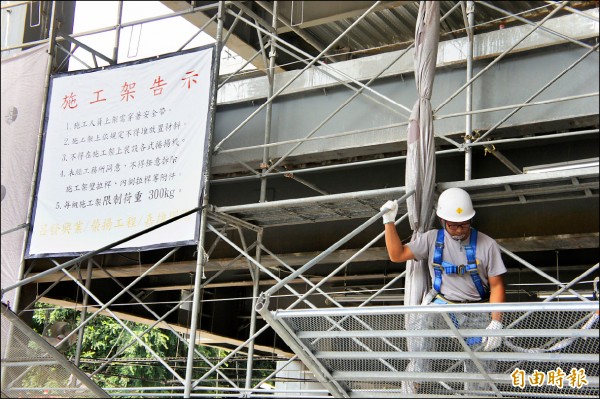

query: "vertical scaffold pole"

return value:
[112, 1, 123, 63]
[184, 2, 225, 397]
[464, 1, 475, 181]
[245, 0, 280, 390]
[73, 259, 94, 368]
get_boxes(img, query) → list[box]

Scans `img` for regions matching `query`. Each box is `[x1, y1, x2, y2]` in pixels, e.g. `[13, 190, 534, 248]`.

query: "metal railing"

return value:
[265, 301, 599, 398]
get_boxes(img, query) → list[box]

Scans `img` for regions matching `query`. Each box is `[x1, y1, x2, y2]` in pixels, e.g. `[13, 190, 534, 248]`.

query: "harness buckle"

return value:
[468, 260, 481, 274]
[458, 264, 466, 275]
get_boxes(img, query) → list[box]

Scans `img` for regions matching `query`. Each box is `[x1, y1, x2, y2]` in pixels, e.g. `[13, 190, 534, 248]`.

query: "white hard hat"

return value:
[436, 188, 475, 222]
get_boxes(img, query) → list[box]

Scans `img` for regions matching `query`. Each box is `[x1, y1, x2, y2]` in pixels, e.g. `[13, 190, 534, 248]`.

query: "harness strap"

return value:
[465, 229, 488, 299]
[434, 293, 489, 304]
[432, 229, 445, 293]
[432, 228, 489, 300]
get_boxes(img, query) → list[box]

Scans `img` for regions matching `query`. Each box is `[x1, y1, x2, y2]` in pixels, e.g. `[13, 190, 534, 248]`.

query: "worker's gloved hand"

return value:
[482, 320, 503, 351]
[380, 200, 398, 224]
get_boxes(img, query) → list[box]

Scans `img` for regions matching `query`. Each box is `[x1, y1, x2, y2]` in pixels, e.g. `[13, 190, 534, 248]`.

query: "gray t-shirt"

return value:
[406, 229, 507, 302]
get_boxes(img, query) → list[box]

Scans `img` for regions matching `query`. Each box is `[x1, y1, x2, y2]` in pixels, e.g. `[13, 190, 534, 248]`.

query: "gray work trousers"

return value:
[402, 297, 496, 394]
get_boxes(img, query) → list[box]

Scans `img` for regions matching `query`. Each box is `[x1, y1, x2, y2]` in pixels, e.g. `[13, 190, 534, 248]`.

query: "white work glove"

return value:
[482, 320, 503, 351]
[380, 200, 398, 224]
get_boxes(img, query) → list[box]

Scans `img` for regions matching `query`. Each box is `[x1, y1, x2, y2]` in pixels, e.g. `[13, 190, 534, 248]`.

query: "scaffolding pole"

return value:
[184, 1, 225, 396]
[73, 259, 94, 368]
[464, 1, 475, 181]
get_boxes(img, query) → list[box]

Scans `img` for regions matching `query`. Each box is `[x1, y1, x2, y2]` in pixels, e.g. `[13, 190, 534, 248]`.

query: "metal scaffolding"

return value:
[1, 1, 598, 397]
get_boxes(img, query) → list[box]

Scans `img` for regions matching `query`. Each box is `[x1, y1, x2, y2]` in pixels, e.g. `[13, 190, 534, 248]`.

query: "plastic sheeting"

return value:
[404, 1, 439, 307]
[403, 3, 440, 393]
[1, 43, 49, 310]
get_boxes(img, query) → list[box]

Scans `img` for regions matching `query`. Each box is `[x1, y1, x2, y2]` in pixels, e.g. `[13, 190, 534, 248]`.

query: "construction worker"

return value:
[381, 187, 507, 393]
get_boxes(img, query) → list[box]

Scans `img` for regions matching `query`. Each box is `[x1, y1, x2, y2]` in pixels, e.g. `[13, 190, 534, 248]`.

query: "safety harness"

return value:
[430, 228, 490, 346]
[432, 228, 489, 301]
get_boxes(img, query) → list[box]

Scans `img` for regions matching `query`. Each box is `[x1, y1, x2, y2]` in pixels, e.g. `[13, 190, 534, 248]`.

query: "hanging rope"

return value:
[503, 312, 599, 353]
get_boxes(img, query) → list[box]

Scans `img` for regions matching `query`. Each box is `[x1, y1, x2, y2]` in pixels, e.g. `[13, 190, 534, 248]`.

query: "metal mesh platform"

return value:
[217, 167, 598, 227]
[1, 303, 108, 398]
[262, 301, 599, 398]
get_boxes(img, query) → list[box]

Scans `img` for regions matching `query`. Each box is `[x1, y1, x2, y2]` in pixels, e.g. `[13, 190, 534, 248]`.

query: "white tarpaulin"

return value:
[1, 43, 49, 308]
[26, 46, 214, 257]
[404, 1, 440, 307]
[402, 3, 440, 393]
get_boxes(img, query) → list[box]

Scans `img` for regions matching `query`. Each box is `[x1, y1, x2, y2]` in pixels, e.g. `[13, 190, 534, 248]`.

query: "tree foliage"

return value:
[30, 302, 275, 392]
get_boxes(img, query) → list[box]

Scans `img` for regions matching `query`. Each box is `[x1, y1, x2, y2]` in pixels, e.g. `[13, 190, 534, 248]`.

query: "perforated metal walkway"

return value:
[259, 301, 599, 398]
[1, 303, 109, 398]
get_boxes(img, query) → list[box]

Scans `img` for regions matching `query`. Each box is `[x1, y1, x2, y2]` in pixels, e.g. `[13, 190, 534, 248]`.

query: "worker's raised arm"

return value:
[381, 200, 415, 263]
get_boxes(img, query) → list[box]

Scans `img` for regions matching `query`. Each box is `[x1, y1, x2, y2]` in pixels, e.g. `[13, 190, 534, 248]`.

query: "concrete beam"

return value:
[275, 1, 410, 32]
[217, 8, 599, 104]
[29, 233, 599, 283]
